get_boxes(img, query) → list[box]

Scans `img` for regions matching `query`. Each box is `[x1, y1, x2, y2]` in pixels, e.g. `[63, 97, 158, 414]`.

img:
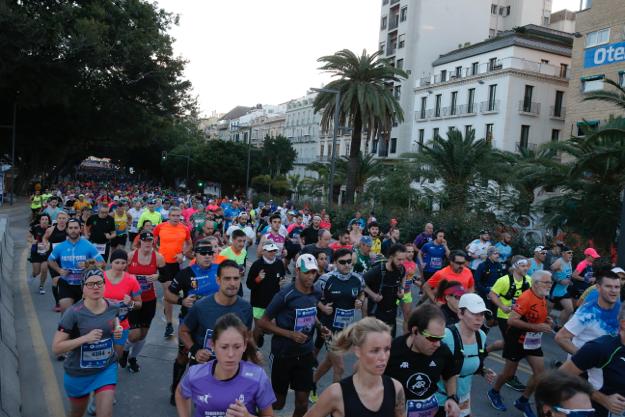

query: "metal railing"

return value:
[479, 100, 500, 113]
[518, 101, 541, 115]
[549, 106, 566, 119]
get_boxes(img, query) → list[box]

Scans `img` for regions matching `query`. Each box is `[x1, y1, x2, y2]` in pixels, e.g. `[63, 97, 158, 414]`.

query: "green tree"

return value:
[334, 152, 384, 198]
[302, 161, 332, 199]
[313, 49, 407, 204]
[261, 135, 297, 177]
[364, 161, 420, 209]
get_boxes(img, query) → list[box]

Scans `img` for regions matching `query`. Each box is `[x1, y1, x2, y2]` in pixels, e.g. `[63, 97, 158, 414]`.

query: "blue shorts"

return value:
[114, 329, 129, 346]
[64, 363, 117, 399]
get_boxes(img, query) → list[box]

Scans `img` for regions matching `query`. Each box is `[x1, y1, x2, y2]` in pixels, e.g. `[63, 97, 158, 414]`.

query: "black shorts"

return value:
[30, 248, 49, 264]
[128, 232, 138, 244]
[271, 351, 315, 395]
[502, 335, 543, 362]
[550, 294, 572, 310]
[498, 317, 509, 337]
[158, 262, 180, 283]
[57, 279, 83, 302]
[128, 299, 157, 329]
[111, 234, 128, 247]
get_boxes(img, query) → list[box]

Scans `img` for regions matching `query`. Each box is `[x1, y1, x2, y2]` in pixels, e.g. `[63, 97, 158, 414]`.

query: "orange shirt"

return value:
[153, 222, 190, 263]
[427, 265, 475, 291]
[513, 288, 548, 324]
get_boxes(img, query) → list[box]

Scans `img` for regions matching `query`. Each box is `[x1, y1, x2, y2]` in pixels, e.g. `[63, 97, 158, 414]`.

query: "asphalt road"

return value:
[2, 202, 569, 417]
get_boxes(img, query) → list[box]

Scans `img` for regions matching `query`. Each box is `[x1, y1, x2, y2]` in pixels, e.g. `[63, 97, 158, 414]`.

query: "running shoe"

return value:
[119, 350, 129, 368]
[39, 286, 45, 295]
[505, 375, 526, 391]
[164, 323, 174, 338]
[128, 357, 140, 373]
[487, 389, 507, 412]
[514, 397, 537, 417]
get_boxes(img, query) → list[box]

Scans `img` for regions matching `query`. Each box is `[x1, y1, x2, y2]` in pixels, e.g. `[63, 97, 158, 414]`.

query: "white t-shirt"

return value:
[128, 208, 145, 233]
[466, 239, 491, 269]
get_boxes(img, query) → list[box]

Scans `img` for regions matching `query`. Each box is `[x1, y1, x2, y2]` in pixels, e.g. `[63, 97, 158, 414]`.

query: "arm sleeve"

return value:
[264, 290, 286, 320]
[441, 346, 458, 379]
[57, 308, 76, 333]
[178, 368, 193, 399]
[426, 271, 442, 289]
[491, 277, 507, 296]
[255, 369, 278, 410]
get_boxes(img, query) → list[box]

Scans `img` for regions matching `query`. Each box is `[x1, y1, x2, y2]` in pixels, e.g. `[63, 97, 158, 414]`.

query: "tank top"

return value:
[335, 375, 395, 417]
[48, 225, 68, 251]
[552, 258, 573, 298]
[114, 211, 128, 235]
[127, 250, 158, 302]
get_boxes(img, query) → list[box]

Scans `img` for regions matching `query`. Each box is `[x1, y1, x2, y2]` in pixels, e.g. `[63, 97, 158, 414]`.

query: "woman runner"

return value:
[29, 213, 51, 295]
[43, 210, 69, 310]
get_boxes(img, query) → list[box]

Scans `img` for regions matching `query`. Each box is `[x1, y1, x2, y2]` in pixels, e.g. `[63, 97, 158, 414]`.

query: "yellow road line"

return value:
[17, 248, 66, 416]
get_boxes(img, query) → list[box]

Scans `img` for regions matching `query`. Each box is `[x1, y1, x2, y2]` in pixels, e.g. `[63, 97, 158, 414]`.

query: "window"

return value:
[467, 88, 475, 113]
[420, 96, 427, 119]
[379, 42, 386, 53]
[506, 6, 511, 15]
[543, 16, 550, 25]
[433, 127, 439, 139]
[520, 125, 530, 150]
[488, 57, 498, 71]
[450, 91, 458, 115]
[398, 34, 405, 49]
[620, 71, 625, 88]
[465, 125, 473, 137]
[320, 144, 324, 157]
[581, 75, 605, 92]
[541, 59, 550, 64]
[455, 66, 462, 77]
[345, 143, 350, 156]
[418, 129, 425, 150]
[485, 123, 494, 142]
[499, 6, 505, 15]
[400, 6, 408, 22]
[434, 94, 442, 117]
[394, 85, 401, 99]
[577, 120, 599, 136]
[551, 129, 560, 143]
[560, 63, 569, 78]
[488, 84, 497, 111]
[523, 85, 534, 112]
[554, 90, 564, 117]
[491, 4, 497, 14]
[381, 16, 388, 30]
[372, 139, 378, 153]
[586, 28, 610, 48]
[396, 58, 404, 70]
[471, 62, 479, 75]
[390, 138, 397, 154]
[383, 0, 389, 4]
[441, 70, 447, 82]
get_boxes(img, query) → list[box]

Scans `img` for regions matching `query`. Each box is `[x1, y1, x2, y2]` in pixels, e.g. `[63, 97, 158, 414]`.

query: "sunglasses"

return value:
[84, 280, 105, 289]
[553, 406, 595, 417]
[452, 260, 466, 265]
[195, 248, 215, 255]
[420, 329, 445, 342]
[564, 251, 573, 255]
[447, 294, 462, 300]
[337, 259, 352, 265]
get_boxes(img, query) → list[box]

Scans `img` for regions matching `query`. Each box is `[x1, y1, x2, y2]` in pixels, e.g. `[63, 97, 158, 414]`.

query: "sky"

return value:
[156, 0, 581, 117]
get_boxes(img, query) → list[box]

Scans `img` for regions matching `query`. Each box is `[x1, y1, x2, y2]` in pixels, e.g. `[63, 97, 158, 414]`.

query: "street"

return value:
[1, 202, 568, 417]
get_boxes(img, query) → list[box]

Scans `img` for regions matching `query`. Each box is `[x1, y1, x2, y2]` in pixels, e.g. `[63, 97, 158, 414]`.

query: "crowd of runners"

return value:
[25, 180, 625, 417]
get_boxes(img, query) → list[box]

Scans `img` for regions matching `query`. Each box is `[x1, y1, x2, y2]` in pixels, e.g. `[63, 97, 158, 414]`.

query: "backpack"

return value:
[501, 274, 530, 301]
[449, 324, 487, 376]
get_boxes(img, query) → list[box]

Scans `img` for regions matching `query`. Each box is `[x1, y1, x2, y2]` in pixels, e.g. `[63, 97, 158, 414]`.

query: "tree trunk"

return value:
[345, 113, 362, 205]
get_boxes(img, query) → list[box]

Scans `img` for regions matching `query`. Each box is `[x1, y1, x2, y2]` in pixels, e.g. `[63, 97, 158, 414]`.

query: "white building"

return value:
[378, 0, 553, 157]
[284, 92, 322, 178]
[414, 25, 573, 153]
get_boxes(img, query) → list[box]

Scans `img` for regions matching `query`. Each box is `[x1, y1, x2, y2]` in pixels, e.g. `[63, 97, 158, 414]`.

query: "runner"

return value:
[494, 232, 513, 265]
[179, 259, 253, 366]
[301, 215, 322, 245]
[466, 230, 491, 272]
[488, 270, 554, 416]
[111, 203, 131, 250]
[385, 304, 461, 417]
[43, 210, 69, 310]
[399, 243, 419, 333]
[48, 219, 105, 312]
[311, 248, 365, 402]
[29, 213, 51, 294]
[436, 281, 467, 325]
[257, 213, 286, 258]
[258, 254, 330, 417]
[303, 317, 406, 417]
[153, 206, 193, 338]
[127, 199, 144, 244]
[413, 222, 434, 250]
[422, 250, 475, 304]
[550, 246, 575, 329]
[368, 222, 383, 256]
[534, 371, 594, 417]
[246, 241, 286, 347]
[175, 313, 276, 417]
[51, 267, 123, 417]
[329, 230, 352, 253]
[474, 246, 506, 305]
[300, 229, 333, 264]
[352, 236, 374, 274]
[137, 199, 162, 230]
[86, 205, 116, 262]
[381, 227, 400, 258]
[218, 228, 248, 297]
[569, 247, 600, 300]
[418, 229, 450, 281]
[125, 231, 165, 373]
[43, 196, 63, 223]
[436, 293, 496, 417]
[527, 246, 546, 276]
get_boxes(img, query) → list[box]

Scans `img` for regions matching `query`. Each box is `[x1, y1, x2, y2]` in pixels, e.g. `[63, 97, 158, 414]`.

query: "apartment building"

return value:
[284, 92, 322, 177]
[250, 114, 286, 147]
[564, 0, 625, 137]
[414, 25, 572, 153]
[378, 0, 553, 157]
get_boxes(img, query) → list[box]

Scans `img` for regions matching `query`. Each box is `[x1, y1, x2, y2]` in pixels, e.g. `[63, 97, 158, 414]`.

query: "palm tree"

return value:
[287, 174, 303, 201]
[583, 78, 625, 109]
[335, 151, 384, 198]
[313, 49, 407, 204]
[303, 161, 332, 199]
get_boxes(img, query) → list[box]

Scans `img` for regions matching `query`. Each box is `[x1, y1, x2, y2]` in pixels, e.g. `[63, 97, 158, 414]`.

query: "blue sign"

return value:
[584, 41, 625, 68]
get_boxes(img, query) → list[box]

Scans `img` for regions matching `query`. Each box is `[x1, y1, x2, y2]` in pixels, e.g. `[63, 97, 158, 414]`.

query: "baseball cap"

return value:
[584, 248, 600, 259]
[458, 293, 492, 315]
[533, 245, 546, 253]
[611, 267, 625, 275]
[296, 254, 318, 273]
[561, 245, 572, 252]
[479, 229, 490, 235]
[262, 241, 279, 252]
[139, 231, 154, 241]
[360, 236, 373, 246]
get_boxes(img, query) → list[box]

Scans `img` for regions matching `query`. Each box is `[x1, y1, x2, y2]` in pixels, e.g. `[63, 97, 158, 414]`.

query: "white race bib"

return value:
[406, 396, 439, 417]
[94, 243, 106, 255]
[523, 331, 543, 350]
[294, 307, 316, 333]
[332, 308, 355, 330]
[80, 338, 113, 369]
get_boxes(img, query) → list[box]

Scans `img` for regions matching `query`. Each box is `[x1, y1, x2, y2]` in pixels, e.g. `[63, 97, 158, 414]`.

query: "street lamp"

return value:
[311, 87, 341, 208]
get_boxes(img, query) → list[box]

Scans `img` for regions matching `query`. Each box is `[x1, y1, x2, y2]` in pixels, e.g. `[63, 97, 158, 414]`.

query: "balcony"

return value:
[388, 15, 399, 30]
[390, 0, 400, 4]
[519, 101, 541, 116]
[516, 142, 538, 152]
[550, 106, 566, 120]
[479, 100, 500, 114]
[417, 57, 572, 87]
[386, 44, 396, 56]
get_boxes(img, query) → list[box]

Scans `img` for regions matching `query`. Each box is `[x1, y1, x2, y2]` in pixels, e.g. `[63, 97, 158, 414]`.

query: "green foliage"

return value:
[261, 135, 297, 177]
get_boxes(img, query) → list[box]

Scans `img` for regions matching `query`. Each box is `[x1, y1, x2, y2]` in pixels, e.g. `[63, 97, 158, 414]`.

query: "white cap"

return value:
[262, 241, 279, 252]
[296, 253, 319, 272]
[533, 245, 546, 252]
[458, 293, 491, 315]
[612, 267, 625, 275]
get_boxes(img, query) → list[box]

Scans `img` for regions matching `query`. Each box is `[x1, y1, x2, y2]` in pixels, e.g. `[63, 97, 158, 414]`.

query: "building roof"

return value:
[219, 106, 253, 121]
[432, 24, 574, 67]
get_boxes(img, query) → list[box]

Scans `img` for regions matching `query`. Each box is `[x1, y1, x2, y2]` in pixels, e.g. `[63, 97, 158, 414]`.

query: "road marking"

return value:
[17, 248, 66, 416]
[487, 352, 532, 374]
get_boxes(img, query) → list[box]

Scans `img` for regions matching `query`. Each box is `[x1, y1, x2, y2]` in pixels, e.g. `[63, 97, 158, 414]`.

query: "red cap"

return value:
[584, 248, 600, 259]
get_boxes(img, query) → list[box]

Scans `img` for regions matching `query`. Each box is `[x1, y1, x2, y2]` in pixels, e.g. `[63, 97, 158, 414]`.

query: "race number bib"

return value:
[80, 338, 113, 369]
[64, 271, 83, 286]
[94, 243, 106, 255]
[332, 308, 355, 330]
[136, 275, 153, 292]
[523, 332, 543, 350]
[203, 329, 214, 356]
[406, 396, 439, 417]
[294, 307, 316, 333]
[430, 257, 442, 269]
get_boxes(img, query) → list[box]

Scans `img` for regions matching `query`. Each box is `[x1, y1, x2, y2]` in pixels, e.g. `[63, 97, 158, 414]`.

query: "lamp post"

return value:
[311, 87, 341, 208]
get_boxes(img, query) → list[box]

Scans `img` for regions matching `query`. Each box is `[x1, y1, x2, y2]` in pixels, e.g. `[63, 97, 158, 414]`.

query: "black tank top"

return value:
[49, 225, 67, 244]
[335, 375, 395, 417]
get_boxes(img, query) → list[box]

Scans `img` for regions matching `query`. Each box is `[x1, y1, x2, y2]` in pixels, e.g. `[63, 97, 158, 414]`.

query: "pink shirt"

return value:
[103, 272, 141, 329]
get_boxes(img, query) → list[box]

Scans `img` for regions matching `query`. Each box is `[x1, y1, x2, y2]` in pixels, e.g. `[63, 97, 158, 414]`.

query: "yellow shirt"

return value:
[491, 274, 532, 319]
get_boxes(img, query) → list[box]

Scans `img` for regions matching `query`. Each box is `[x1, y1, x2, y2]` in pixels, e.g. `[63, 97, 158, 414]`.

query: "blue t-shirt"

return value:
[224, 207, 241, 230]
[572, 335, 625, 417]
[527, 258, 543, 276]
[494, 242, 512, 263]
[551, 259, 572, 298]
[48, 238, 104, 285]
[421, 242, 446, 273]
